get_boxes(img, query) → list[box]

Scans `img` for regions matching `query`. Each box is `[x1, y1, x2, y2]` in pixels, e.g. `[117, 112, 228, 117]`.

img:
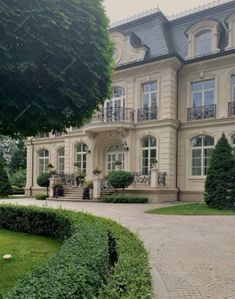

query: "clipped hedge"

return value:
[102, 195, 149, 204]
[0, 205, 152, 298]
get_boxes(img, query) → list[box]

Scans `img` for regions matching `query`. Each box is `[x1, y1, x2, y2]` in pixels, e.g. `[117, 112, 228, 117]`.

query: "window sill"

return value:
[188, 176, 206, 180]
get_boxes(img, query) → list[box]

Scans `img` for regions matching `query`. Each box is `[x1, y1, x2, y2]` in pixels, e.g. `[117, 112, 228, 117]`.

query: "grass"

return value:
[146, 203, 235, 215]
[0, 229, 61, 297]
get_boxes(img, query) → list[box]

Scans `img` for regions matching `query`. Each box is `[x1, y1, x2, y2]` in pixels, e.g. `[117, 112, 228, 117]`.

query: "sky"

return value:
[103, 0, 231, 24]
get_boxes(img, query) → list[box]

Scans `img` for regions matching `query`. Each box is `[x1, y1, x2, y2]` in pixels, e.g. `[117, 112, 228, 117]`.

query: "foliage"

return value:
[37, 172, 51, 195]
[35, 194, 47, 200]
[146, 203, 235, 215]
[0, 162, 12, 195]
[8, 140, 26, 174]
[9, 169, 26, 189]
[0, 0, 113, 137]
[83, 180, 93, 189]
[108, 171, 134, 194]
[102, 195, 148, 203]
[0, 229, 60, 297]
[11, 185, 25, 195]
[0, 205, 152, 298]
[204, 133, 235, 210]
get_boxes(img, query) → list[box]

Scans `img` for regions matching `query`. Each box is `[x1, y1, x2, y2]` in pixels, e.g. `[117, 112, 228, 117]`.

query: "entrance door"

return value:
[107, 144, 125, 172]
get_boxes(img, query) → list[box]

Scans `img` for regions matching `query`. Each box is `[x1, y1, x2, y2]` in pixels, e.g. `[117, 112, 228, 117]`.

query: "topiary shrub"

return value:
[37, 173, 51, 196]
[0, 162, 12, 195]
[108, 171, 134, 195]
[102, 195, 148, 203]
[204, 133, 235, 210]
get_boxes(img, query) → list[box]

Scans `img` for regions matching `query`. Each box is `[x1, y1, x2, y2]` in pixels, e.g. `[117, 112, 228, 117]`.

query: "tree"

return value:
[10, 169, 26, 188]
[204, 133, 235, 210]
[108, 171, 134, 195]
[0, 0, 113, 137]
[37, 173, 51, 196]
[8, 139, 26, 174]
[0, 161, 12, 195]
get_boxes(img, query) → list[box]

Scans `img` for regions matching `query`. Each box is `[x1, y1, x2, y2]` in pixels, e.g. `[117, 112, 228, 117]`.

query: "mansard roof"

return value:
[110, 0, 235, 66]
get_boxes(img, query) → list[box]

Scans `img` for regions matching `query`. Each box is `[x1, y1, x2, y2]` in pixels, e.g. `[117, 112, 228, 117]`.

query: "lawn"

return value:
[0, 229, 61, 297]
[146, 203, 235, 215]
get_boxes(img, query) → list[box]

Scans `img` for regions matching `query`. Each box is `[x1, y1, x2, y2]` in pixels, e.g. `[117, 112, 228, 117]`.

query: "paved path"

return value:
[1, 199, 235, 299]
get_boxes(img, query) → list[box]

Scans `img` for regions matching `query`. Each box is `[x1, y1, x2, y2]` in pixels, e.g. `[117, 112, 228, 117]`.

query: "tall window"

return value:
[57, 147, 65, 174]
[76, 144, 88, 174]
[195, 30, 211, 56]
[107, 144, 125, 172]
[104, 87, 125, 121]
[142, 136, 157, 175]
[142, 82, 157, 109]
[191, 135, 214, 176]
[192, 80, 215, 107]
[38, 149, 49, 175]
[232, 75, 235, 101]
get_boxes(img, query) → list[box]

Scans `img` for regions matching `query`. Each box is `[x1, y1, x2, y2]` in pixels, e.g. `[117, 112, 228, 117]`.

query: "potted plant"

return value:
[93, 167, 102, 176]
[52, 183, 64, 197]
[150, 158, 158, 169]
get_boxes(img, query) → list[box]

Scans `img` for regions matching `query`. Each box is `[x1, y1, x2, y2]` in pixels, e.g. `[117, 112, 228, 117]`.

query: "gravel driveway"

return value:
[1, 199, 235, 299]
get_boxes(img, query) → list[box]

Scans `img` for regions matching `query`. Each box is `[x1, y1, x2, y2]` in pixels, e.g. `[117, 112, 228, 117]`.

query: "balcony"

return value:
[187, 104, 216, 121]
[84, 107, 135, 132]
[228, 101, 235, 117]
[137, 107, 157, 122]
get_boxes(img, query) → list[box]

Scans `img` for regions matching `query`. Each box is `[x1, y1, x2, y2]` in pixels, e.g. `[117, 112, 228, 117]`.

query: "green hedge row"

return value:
[0, 205, 152, 298]
[102, 195, 149, 204]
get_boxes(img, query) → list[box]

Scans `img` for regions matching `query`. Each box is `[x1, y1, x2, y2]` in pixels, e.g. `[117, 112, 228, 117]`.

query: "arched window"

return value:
[195, 30, 211, 56]
[191, 135, 214, 176]
[76, 143, 88, 174]
[38, 149, 49, 175]
[57, 147, 65, 174]
[141, 136, 157, 175]
[107, 143, 125, 172]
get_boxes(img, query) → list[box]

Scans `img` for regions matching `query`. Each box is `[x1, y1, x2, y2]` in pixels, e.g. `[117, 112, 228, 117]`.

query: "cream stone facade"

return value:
[25, 1, 235, 202]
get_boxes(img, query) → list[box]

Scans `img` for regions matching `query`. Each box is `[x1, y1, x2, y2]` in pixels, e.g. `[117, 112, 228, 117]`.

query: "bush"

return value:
[102, 195, 148, 203]
[11, 185, 24, 195]
[37, 172, 51, 196]
[205, 133, 235, 210]
[0, 205, 152, 298]
[0, 162, 12, 195]
[9, 169, 26, 189]
[35, 193, 47, 200]
[108, 171, 134, 195]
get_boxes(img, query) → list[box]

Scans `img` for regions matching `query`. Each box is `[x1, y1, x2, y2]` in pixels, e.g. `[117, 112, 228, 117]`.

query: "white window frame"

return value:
[195, 30, 212, 56]
[107, 144, 125, 173]
[57, 147, 65, 174]
[38, 149, 49, 175]
[76, 143, 88, 174]
[191, 79, 215, 107]
[104, 87, 125, 122]
[142, 82, 158, 109]
[141, 136, 157, 175]
[191, 135, 214, 177]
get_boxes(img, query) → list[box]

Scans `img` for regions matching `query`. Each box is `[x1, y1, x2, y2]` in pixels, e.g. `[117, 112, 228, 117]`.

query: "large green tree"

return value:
[8, 139, 26, 173]
[0, 0, 113, 137]
[204, 133, 235, 210]
[0, 161, 12, 195]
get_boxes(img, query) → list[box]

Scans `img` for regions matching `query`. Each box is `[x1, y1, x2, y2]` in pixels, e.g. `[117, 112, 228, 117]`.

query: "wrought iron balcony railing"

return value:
[90, 108, 135, 123]
[228, 101, 235, 117]
[137, 107, 158, 122]
[187, 104, 216, 121]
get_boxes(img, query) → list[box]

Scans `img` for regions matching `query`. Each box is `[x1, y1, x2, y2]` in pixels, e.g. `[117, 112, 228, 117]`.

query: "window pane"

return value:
[192, 149, 201, 158]
[151, 82, 157, 91]
[204, 80, 215, 89]
[142, 138, 149, 148]
[192, 168, 201, 176]
[192, 159, 201, 167]
[150, 137, 156, 147]
[192, 82, 202, 91]
[150, 149, 156, 158]
[143, 94, 149, 107]
[204, 136, 214, 146]
[192, 137, 202, 147]
[196, 31, 211, 56]
[143, 84, 149, 93]
[151, 93, 157, 107]
[204, 90, 214, 106]
[192, 92, 202, 106]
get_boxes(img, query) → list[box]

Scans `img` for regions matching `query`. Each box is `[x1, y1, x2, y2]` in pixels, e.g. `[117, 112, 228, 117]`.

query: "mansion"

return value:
[25, 1, 235, 202]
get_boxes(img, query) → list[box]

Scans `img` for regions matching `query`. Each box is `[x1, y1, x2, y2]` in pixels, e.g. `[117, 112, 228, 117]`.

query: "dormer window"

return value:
[186, 20, 220, 59]
[226, 12, 235, 50]
[195, 30, 212, 56]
